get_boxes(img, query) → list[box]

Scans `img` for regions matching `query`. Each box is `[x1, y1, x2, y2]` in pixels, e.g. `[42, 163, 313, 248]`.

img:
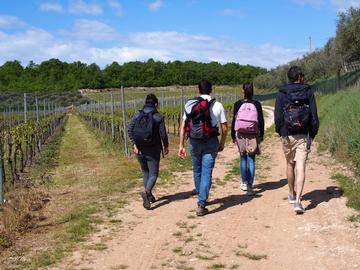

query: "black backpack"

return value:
[283, 90, 310, 133]
[184, 97, 219, 140]
[133, 110, 157, 146]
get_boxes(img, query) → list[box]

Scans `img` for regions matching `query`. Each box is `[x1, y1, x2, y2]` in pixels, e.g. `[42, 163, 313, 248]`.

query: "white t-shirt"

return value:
[182, 94, 227, 127]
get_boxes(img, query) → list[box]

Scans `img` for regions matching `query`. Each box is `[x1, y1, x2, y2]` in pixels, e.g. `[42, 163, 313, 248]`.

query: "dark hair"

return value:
[243, 83, 254, 100]
[145, 93, 159, 105]
[287, 66, 304, 83]
[198, 79, 212, 94]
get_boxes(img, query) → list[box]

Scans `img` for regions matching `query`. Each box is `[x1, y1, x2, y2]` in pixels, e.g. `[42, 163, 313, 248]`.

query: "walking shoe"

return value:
[141, 192, 151, 210]
[288, 193, 296, 204]
[294, 202, 305, 214]
[240, 183, 248, 191]
[149, 193, 156, 203]
[196, 206, 209, 216]
[246, 186, 255, 196]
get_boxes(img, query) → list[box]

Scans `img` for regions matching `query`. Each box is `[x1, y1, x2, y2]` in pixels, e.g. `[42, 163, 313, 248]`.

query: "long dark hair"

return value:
[145, 93, 158, 105]
[243, 83, 254, 100]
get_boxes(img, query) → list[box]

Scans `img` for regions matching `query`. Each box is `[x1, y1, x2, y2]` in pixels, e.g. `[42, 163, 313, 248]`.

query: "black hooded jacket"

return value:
[128, 103, 169, 156]
[274, 83, 319, 138]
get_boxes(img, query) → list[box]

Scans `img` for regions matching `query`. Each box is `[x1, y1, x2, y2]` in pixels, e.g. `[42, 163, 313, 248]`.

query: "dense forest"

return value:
[254, 7, 360, 89]
[0, 59, 265, 92]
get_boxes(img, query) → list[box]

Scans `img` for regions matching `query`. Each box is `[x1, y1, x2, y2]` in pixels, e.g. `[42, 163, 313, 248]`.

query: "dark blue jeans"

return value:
[189, 136, 219, 208]
[136, 152, 160, 194]
[240, 154, 255, 187]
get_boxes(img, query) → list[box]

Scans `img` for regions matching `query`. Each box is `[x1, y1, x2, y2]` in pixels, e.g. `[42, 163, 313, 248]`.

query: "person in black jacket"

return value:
[128, 94, 169, 210]
[231, 83, 264, 195]
[274, 66, 319, 214]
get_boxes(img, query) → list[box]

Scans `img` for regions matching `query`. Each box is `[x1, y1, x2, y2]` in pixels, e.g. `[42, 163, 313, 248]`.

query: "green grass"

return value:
[207, 264, 226, 269]
[235, 251, 268, 260]
[317, 88, 360, 175]
[196, 254, 218, 261]
[30, 117, 68, 186]
[173, 247, 183, 254]
[4, 115, 143, 269]
[234, 244, 267, 261]
[331, 174, 360, 211]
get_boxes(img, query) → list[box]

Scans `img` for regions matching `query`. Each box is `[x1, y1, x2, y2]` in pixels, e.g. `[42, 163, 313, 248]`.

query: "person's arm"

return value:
[218, 122, 228, 152]
[127, 113, 139, 154]
[231, 101, 240, 142]
[178, 119, 187, 159]
[256, 101, 265, 140]
[309, 90, 319, 139]
[159, 116, 169, 155]
[218, 103, 228, 151]
[274, 92, 283, 136]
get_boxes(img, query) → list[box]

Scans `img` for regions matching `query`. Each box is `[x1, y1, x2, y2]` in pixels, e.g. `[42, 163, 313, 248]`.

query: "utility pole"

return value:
[309, 36, 312, 53]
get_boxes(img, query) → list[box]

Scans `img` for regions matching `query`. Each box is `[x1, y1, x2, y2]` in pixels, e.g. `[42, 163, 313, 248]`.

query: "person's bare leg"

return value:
[287, 162, 296, 196]
[295, 160, 306, 203]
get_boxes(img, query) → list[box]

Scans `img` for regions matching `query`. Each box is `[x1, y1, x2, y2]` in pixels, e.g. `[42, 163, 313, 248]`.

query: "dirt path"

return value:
[53, 108, 360, 270]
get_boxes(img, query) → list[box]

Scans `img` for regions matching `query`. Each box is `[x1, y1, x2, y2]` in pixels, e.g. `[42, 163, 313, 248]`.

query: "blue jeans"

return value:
[240, 154, 255, 187]
[189, 136, 219, 208]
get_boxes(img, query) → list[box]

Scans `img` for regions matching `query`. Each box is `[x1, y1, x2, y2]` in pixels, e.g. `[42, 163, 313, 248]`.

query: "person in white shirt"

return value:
[178, 80, 228, 216]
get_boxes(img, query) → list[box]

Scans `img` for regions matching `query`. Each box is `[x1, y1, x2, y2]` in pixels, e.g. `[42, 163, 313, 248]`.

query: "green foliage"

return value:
[331, 174, 360, 211]
[0, 59, 266, 92]
[317, 88, 360, 175]
[336, 7, 360, 62]
[254, 6, 360, 90]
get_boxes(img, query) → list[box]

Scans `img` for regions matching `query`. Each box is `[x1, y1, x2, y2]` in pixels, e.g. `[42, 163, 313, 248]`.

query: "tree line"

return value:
[0, 59, 266, 92]
[254, 7, 360, 90]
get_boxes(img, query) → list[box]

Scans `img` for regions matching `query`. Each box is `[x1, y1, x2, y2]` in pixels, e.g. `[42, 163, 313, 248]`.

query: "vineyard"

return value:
[0, 94, 66, 205]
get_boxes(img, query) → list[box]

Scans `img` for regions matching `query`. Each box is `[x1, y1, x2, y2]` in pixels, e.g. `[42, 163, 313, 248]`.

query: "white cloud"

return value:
[0, 28, 306, 69]
[60, 19, 119, 41]
[149, 0, 163, 12]
[69, 0, 103, 15]
[331, 0, 360, 11]
[108, 0, 123, 16]
[222, 8, 245, 17]
[0, 15, 26, 29]
[40, 3, 64, 13]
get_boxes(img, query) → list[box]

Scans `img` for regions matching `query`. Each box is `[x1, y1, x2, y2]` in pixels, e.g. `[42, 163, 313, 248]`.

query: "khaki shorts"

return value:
[281, 135, 309, 164]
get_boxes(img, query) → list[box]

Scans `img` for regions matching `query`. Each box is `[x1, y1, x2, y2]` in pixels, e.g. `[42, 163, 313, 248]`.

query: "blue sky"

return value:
[0, 0, 359, 69]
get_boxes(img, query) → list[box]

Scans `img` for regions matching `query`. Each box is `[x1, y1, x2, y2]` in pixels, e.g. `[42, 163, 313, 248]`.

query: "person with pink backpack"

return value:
[231, 83, 264, 195]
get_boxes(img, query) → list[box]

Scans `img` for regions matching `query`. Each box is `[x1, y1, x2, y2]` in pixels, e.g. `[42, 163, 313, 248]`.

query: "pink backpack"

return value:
[234, 102, 259, 134]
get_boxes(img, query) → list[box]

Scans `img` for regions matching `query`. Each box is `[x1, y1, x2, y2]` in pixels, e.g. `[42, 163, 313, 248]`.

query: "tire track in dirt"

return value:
[52, 107, 360, 270]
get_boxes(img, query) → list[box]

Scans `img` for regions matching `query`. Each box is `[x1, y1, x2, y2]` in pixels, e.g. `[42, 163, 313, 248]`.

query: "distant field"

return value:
[81, 85, 271, 102]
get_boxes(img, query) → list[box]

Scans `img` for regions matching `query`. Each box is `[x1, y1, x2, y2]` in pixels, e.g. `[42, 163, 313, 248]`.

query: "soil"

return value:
[49, 106, 360, 270]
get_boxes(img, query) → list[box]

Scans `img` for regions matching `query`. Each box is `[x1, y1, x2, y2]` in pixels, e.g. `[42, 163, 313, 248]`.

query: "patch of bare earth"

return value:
[53, 108, 360, 270]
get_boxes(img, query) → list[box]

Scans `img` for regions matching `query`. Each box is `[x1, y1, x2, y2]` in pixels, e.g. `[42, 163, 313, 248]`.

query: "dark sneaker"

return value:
[141, 192, 151, 210]
[246, 186, 255, 196]
[294, 202, 305, 214]
[196, 206, 209, 216]
[149, 193, 156, 203]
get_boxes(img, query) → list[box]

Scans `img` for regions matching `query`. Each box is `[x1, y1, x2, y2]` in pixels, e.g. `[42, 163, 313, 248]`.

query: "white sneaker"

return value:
[240, 183, 247, 191]
[294, 202, 305, 214]
[288, 193, 296, 204]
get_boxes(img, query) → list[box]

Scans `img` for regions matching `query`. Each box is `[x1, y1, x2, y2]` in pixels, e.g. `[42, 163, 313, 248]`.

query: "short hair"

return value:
[287, 66, 304, 83]
[243, 83, 254, 99]
[198, 79, 212, 94]
[145, 93, 158, 105]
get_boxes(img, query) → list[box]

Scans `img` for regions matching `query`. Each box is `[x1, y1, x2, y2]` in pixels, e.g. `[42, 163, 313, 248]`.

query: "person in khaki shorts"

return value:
[274, 66, 319, 214]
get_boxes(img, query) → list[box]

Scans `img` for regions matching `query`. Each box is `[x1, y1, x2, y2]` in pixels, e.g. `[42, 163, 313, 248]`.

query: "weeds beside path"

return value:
[0, 114, 141, 269]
